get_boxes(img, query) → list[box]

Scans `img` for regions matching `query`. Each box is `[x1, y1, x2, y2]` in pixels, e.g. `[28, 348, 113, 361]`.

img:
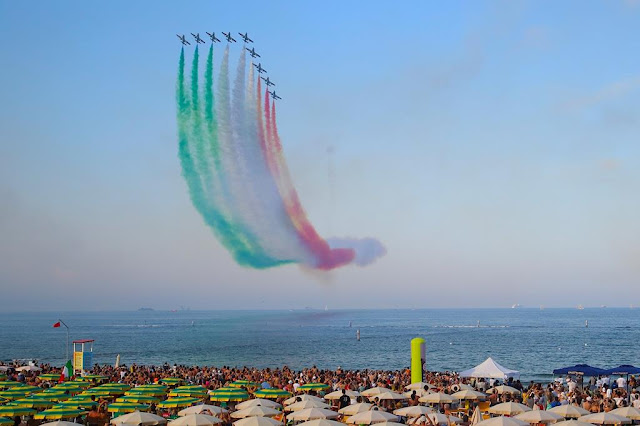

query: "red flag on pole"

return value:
[53, 321, 61, 328]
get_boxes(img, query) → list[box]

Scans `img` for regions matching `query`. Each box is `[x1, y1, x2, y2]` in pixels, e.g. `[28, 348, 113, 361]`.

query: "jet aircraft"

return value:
[246, 47, 260, 58]
[261, 76, 275, 87]
[253, 63, 267, 74]
[206, 32, 221, 43]
[239, 32, 253, 43]
[176, 34, 191, 45]
[191, 33, 206, 44]
[222, 32, 236, 43]
[269, 91, 282, 100]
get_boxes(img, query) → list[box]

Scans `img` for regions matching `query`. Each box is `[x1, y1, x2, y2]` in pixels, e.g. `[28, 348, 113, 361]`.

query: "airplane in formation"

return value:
[206, 32, 221, 43]
[261, 76, 275, 87]
[253, 63, 267, 74]
[191, 33, 206, 44]
[239, 32, 253, 43]
[246, 47, 260, 58]
[222, 32, 236, 43]
[269, 91, 281, 100]
[176, 34, 191, 45]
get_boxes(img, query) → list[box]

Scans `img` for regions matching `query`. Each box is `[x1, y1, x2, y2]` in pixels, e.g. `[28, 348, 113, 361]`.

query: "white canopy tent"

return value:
[459, 358, 520, 380]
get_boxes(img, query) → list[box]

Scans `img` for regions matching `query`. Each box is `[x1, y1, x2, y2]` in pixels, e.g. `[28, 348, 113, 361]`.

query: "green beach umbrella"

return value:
[253, 389, 291, 399]
[81, 375, 108, 382]
[0, 376, 6, 381]
[157, 397, 200, 408]
[229, 381, 259, 389]
[38, 391, 71, 401]
[34, 407, 87, 420]
[168, 388, 208, 398]
[80, 390, 114, 398]
[98, 384, 131, 392]
[54, 400, 99, 410]
[160, 378, 184, 386]
[0, 389, 34, 400]
[117, 395, 161, 404]
[126, 388, 167, 397]
[0, 417, 12, 426]
[51, 385, 85, 393]
[12, 396, 56, 409]
[39, 374, 62, 381]
[0, 406, 37, 417]
[107, 402, 150, 413]
[210, 388, 250, 402]
[91, 387, 127, 396]
[0, 382, 25, 389]
[297, 383, 329, 392]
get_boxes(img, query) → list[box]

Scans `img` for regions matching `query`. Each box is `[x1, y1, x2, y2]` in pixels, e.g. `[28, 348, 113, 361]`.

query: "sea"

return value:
[1, 308, 638, 383]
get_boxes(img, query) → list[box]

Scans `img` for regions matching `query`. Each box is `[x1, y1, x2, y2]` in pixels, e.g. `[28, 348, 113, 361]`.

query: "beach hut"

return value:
[459, 358, 520, 380]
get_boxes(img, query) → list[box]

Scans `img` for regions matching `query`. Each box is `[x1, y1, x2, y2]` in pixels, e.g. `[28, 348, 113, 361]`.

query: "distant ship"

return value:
[577, 305, 584, 310]
[138, 307, 154, 311]
[511, 304, 521, 309]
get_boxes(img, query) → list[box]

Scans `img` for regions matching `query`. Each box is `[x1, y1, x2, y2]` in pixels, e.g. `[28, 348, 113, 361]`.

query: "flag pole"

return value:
[58, 319, 69, 362]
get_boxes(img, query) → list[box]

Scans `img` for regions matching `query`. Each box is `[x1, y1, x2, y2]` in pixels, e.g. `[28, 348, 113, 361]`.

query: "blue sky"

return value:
[1, 0, 639, 310]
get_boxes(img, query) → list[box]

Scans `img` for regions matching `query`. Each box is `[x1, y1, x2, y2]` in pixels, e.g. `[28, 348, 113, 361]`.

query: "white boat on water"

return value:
[577, 305, 584, 310]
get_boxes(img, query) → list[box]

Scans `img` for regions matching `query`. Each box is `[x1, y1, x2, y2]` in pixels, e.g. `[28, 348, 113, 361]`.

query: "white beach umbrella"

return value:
[515, 410, 564, 424]
[347, 410, 398, 424]
[361, 388, 391, 397]
[393, 406, 433, 418]
[579, 413, 631, 424]
[179, 405, 228, 417]
[427, 413, 462, 425]
[487, 386, 521, 395]
[286, 408, 339, 421]
[405, 383, 435, 391]
[284, 395, 325, 406]
[548, 406, 589, 419]
[370, 391, 407, 401]
[488, 403, 531, 416]
[231, 407, 281, 419]
[451, 390, 486, 400]
[419, 393, 456, 404]
[285, 400, 330, 412]
[554, 421, 597, 426]
[339, 403, 374, 416]
[16, 365, 41, 372]
[609, 407, 640, 421]
[404, 389, 432, 398]
[233, 417, 282, 426]
[296, 420, 344, 426]
[168, 415, 222, 426]
[236, 400, 282, 410]
[40, 422, 79, 426]
[475, 416, 529, 426]
[111, 411, 167, 425]
[470, 407, 482, 426]
[323, 390, 360, 400]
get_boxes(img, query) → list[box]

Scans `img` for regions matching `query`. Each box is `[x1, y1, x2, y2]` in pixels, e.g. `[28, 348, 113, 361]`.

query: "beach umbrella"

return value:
[339, 403, 374, 416]
[55, 399, 99, 410]
[169, 414, 222, 426]
[609, 408, 640, 421]
[427, 413, 463, 425]
[56, 382, 91, 389]
[98, 384, 132, 393]
[0, 406, 36, 417]
[393, 406, 434, 418]
[161, 378, 184, 386]
[39, 374, 63, 381]
[285, 400, 331, 412]
[51, 385, 85, 393]
[370, 391, 407, 401]
[368, 423, 403, 426]
[405, 382, 435, 391]
[80, 390, 115, 398]
[16, 366, 41, 372]
[287, 408, 339, 421]
[555, 421, 599, 426]
[231, 406, 281, 419]
[297, 383, 330, 392]
[0, 382, 24, 389]
[233, 417, 282, 426]
[347, 409, 398, 424]
[169, 390, 208, 398]
[549, 406, 590, 419]
[178, 405, 228, 417]
[126, 389, 167, 397]
[157, 397, 200, 409]
[12, 396, 56, 408]
[136, 385, 169, 390]
[488, 403, 531, 416]
[296, 420, 344, 426]
[253, 389, 291, 399]
[515, 411, 564, 424]
[37, 391, 71, 402]
[0, 418, 11, 426]
[39, 422, 80, 426]
[451, 390, 486, 400]
[284, 395, 324, 406]
[418, 393, 456, 404]
[230, 381, 260, 389]
[404, 388, 431, 399]
[324, 390, 360, 400]
[118, 395, 162, 404]
[82, 375, 108, 381]
[236, 400, 281, 410]
[210, 388, 249, 402]
[34, 408, 87, 420]
[487, 386, 521, 395]
[578, 414, 631, 425]
[361, 388, 391, 397]
[110, 411, 167, 425]
[108, 402, 150, 413]
[470, 407, 482, 426]
[475, 417, 529, 426]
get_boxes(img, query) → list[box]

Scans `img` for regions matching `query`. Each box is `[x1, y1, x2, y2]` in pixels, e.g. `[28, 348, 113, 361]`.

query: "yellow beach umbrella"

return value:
[12, 396, 56, 409]
[549, 406, 590, 419]
[157, 397, 200, 409]
[0, 417, 12, 426]
[210, 389, 249, 402]
[0, 406, 37, 417]
[108, 402, 150, 413]
[488, 403, 531, 416]
[34, 408, 87, 420]
[117, 395, 162, 404]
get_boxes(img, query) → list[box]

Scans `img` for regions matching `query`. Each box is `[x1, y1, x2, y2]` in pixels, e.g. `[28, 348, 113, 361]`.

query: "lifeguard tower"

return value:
[72, 339, 94, 373]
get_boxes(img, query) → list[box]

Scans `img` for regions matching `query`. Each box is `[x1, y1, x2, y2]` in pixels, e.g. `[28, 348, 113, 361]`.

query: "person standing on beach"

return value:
[339, 389, 350, 409]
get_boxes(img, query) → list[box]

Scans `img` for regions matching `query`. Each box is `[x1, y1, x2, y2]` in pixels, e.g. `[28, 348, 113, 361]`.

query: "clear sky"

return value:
[1, 1, 639, 311]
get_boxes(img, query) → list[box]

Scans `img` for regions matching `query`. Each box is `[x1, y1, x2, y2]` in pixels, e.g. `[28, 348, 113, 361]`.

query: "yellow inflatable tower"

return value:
[411, 337, 426, 383]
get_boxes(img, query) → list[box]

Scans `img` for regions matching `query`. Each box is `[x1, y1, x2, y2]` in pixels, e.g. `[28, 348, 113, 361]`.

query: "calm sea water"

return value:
[1, 309, 638, 383]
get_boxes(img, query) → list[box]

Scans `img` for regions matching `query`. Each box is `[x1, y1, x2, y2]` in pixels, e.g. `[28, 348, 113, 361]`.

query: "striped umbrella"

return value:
[91, 387, 127, 396]
[69, 381, 92, 388]
[117, 395, 162, 404]
[297, 384, 329, 392]
[82, 375, 108, 381]
[37, 391, 71, 402]
[35, 408, 87, 420]
[0, 389, 33, 400]
[127, 388, 167, 397]
[0, 406, 37, 417]
[161, 378, 184, 386]
[175, 386, 208, 392]
[108, 402, 150, 413]
[253, 389, 291, 399]
[229, 381, 259, 389]
[55, 400, 100, 410]
[39, 374, 63, 381]
[0, 382, 25, 389]
[12, 396, 56, 409]
[0, 376, 6, 381]
[0, 417, 12, 426]
[50, 385, 85, 393]
[57, 381, 91, 389]
[81, 390, 114, 398]
[210, 389, 249, 402]
[157, 398, 200, 409]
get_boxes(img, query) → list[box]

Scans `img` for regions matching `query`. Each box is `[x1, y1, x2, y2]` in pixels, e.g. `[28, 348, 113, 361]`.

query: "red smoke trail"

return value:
[267, 96, 355, 270]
